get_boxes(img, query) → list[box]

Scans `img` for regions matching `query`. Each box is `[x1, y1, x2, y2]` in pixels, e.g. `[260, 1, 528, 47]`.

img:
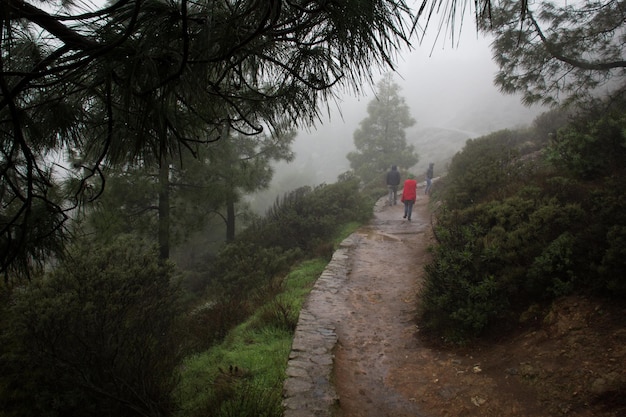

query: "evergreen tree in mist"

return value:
[347, 74, 419, 186]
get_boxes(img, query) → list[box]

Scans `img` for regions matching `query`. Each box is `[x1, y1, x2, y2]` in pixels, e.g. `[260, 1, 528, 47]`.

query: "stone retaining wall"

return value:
[282, 197, 390, 417]
[282, 233, 360, 417]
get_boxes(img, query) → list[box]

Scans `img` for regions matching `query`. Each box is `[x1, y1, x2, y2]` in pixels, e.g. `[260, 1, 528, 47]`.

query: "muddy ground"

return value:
[331, 195, 626, 417]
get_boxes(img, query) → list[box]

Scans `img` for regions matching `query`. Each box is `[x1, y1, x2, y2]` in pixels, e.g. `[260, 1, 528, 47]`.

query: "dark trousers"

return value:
[403, 200, 414, 220]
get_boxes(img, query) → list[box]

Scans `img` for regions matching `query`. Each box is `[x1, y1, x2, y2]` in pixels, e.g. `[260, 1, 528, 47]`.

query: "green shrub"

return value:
[600, 225, 626, 295]
[546, 104, 626, 179]
[210, 242, 301, 298]
[421, 102, 626, 345]
[422, 191, 592, 343]
[192, 180, 370, 352]
[422, 221, 512, 344]
[207, 178, 370, 308]
[526, 232, 576, 297]
[442, 129, 529, 209]
[242, 178, 371, 252]
[0, 235, 185, 417]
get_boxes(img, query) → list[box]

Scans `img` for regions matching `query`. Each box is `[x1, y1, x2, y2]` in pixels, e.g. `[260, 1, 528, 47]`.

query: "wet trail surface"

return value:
[332, 195, 432, 417]
[325, 192, 626, 417]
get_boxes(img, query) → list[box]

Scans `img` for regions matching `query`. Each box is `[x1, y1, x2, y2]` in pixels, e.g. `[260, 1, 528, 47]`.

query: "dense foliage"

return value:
[0, 236, 186, 417]
[420, 100, 626, 344]
[247, 178, 371, 253]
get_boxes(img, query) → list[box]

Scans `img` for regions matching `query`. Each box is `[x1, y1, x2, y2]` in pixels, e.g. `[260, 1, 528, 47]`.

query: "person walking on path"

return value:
[401, 174, 417, 221]
[386, 165, 401, 206]
[425, 162, 434, 195]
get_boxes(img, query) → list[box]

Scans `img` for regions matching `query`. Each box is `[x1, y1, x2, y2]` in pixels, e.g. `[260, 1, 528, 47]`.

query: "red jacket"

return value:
[401, 179, 417, 202]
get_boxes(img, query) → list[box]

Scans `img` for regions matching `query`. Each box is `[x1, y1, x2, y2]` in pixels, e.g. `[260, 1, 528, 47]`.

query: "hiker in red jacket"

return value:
[401, 174, 417, 221]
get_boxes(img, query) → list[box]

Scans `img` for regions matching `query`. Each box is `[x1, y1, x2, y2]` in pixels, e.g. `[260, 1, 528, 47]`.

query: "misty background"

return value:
[251, 21, 546, 213]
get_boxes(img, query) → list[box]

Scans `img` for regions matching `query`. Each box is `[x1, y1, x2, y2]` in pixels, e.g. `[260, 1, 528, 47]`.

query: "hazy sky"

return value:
[314, 21, 543, 131]
[280, 20, 546, 185]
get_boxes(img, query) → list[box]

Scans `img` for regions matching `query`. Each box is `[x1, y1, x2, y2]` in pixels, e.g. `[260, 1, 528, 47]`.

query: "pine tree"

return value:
[347, 74, 419, 186]
[0, 1, 415, 277]
[479, 0, 626, 106]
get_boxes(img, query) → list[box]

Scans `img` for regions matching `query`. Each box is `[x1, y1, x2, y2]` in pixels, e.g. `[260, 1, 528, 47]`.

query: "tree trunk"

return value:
[158, 149, 170, 261]
[222, 122, 236, 243]
[226, 197, 235, 242]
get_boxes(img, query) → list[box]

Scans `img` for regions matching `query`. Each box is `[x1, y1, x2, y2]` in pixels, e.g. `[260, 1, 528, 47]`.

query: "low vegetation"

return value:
[175, 259, 326, 417]
[185, 178, 371, 351]
[420, 100, 626, 345]
[0, 236, 186, 417]
[0, 178, 371, 417]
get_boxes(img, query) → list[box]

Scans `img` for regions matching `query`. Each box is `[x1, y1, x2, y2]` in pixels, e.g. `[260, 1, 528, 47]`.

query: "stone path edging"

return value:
[282, 232, 360, 417]
[282, 198, 389, 417]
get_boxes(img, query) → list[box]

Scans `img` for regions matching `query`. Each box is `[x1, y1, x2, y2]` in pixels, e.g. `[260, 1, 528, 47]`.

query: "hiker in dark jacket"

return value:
[425, 163, 434, 195]
[386, 165, 401, 205]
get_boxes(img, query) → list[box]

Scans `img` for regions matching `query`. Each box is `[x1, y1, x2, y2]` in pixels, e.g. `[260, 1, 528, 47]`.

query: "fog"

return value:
[261, 24, 546, 208]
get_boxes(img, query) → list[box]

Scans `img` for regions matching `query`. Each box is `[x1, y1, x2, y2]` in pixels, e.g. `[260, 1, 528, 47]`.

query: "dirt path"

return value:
[331, 194, 547, 417]
[332, 195, 432, 417]
[330, 193, 626, 417]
